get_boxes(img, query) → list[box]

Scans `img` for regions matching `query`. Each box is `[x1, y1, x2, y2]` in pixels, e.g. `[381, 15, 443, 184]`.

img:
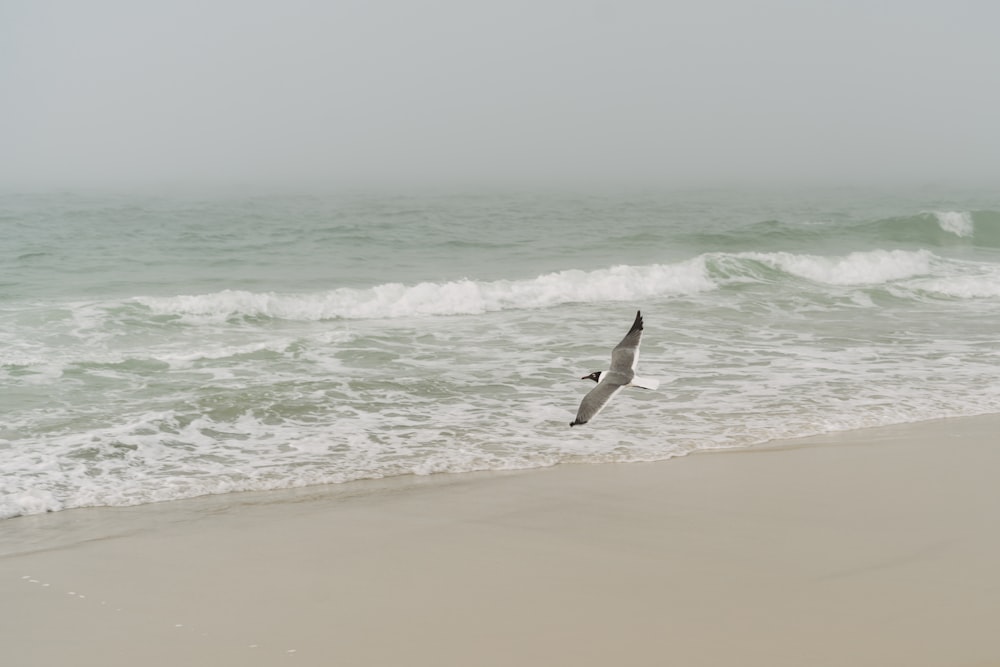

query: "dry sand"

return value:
[2, 415, 1000, 667]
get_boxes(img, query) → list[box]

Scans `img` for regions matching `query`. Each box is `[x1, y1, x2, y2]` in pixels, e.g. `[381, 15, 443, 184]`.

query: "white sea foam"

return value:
[913, 274, 1000, 299]
[932, 210, 975, 237]
[5, 303, 1000, 521]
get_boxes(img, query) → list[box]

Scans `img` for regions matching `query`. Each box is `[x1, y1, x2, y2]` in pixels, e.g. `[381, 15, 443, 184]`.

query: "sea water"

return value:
[3, 188, 1000, 518]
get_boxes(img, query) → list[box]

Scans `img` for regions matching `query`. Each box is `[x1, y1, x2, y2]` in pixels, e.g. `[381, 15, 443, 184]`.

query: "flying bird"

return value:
[570, 310, 659, 427]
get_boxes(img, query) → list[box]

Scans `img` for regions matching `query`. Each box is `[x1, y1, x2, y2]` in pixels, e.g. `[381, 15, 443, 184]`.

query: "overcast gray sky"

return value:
[2, 0, 998, 190]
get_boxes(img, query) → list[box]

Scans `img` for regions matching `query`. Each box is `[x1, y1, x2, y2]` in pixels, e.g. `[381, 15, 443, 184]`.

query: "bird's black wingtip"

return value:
[569, 420, 586, 427]
[629, 309, 643, 333]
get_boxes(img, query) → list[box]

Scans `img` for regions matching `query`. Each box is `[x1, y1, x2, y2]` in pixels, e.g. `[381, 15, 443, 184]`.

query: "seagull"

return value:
[570, 310, 659, 427]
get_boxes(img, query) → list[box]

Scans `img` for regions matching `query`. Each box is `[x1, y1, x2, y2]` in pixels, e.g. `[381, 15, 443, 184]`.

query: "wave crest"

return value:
[932, 211, 975, 238]
[135, 259, 717, 321]
[732, 249, 935, 285]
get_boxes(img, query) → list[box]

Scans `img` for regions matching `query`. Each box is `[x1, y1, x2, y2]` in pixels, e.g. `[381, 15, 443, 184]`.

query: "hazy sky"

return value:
[3, 0, 999, 190]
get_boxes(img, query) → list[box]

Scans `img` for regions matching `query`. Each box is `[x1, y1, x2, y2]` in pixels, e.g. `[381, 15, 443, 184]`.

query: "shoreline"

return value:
[4, 411, 998, 531]
[3, 414, 1000, 666]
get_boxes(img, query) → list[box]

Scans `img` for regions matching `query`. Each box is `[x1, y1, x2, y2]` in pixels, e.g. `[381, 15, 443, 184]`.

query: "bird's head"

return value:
[581, 371, 602, 383]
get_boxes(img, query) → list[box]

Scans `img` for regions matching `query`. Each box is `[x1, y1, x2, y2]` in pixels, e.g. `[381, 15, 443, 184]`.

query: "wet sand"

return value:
[2, 415, 999, 666]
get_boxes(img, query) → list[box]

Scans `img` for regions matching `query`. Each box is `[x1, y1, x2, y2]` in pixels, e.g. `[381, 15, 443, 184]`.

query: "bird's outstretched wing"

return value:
[609, 310, 643, 372]
[570, 381, 625, 427]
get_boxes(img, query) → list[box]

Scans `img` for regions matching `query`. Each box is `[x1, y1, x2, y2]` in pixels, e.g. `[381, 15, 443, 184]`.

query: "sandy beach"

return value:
[2, 415, 999, 667]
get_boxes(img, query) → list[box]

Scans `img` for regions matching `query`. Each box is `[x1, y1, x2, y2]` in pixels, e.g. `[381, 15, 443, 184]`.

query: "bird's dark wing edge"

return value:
[570, 381, 624, 426]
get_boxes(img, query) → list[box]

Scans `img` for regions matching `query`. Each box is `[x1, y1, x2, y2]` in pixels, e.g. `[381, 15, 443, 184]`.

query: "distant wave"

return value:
[133, 248, 999, 322]
[680, 210, 1000, 253]
[864, 210, 1000, 247]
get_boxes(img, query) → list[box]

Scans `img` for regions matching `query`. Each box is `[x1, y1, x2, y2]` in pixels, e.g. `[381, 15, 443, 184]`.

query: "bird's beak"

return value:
[580, 375, 590, 380]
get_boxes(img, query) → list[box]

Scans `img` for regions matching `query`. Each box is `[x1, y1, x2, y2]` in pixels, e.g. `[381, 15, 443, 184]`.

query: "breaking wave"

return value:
[134, 259, 718, 321]
[133, 248, 999, 323]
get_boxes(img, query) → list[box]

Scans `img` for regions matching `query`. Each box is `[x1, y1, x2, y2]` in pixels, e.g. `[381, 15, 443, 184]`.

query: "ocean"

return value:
[3, 188, 1000, 519]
